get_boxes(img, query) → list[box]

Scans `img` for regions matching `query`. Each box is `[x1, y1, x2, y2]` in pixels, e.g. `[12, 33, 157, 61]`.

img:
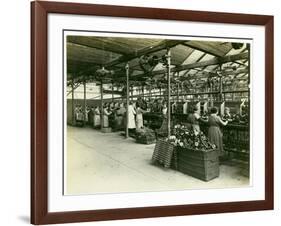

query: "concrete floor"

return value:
[65, 126, 249, 195]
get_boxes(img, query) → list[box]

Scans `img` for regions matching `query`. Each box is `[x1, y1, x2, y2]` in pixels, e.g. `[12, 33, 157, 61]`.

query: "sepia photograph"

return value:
[30, 1, 274, 224]
[64, 31, 251, 195]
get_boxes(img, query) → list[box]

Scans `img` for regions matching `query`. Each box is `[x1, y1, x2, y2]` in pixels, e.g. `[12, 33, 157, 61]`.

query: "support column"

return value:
[247, 44, 250, 139]
[125, 63, 129, 138]
[100, 80, 104, 128]
[111, 81, 114, 102]
[177, 83, 180, 102]
[218, 64, 223, 102]
[71, 75, 75, 125]
[210, 83, 214, 107]
[167, 49, 171, 138]
[219, 77, 223, 101]
[83, 76, 87, 124]
[130, 86, 133, 100]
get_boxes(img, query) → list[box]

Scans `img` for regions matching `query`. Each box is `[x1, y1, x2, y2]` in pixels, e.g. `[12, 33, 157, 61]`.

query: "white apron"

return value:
[128, 105, 136, 129]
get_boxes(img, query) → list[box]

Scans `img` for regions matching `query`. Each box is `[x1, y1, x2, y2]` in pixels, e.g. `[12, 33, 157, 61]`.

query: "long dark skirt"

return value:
[208, 126, 224, 156]
[115, 116, 124, 130]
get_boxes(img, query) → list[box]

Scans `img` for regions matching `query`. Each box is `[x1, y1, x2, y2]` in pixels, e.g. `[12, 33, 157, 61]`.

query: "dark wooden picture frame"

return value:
[31, 1, 274, 225]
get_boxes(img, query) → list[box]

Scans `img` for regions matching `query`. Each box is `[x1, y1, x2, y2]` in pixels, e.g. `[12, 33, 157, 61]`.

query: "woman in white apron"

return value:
[93, 106, 100, 128]
[103, 105, 111, 128]
[136, 103, 146, 130]
[128, 102, 136, 134]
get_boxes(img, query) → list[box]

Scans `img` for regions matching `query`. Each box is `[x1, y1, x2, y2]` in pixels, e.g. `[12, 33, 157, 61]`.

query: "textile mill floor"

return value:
[65, 126, 249, 195]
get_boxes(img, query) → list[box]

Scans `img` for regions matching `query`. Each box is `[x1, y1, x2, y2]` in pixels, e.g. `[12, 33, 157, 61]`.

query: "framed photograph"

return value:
[31, 1, 274, 225]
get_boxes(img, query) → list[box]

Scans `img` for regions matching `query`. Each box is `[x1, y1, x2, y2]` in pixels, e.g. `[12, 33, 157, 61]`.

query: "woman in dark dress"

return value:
[208, 107, 228, 156]
[187, 106, 207, 133]
[114, 103, 124, 130]
[185, 108, 194, 130]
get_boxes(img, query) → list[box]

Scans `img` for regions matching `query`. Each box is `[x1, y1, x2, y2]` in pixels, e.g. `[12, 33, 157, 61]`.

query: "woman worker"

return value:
[93, 106, 101, 128]
[188, 106, 207, 133]
[127, 101, 136, 135]
[157, 102, 168, 136]
[222, 107, 232, 122]
[115, 103, 125, 130]
[102, 104, 112, 128]
[119, 102, 126, 129]
[185, 108, 194, 130]
[208, 107, 228, 157]
[135, 102, 146, 130]
[162, 102, 168, 118]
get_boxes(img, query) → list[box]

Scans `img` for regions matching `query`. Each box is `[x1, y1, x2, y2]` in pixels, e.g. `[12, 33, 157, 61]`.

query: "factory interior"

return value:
[65, 35, 250, 195]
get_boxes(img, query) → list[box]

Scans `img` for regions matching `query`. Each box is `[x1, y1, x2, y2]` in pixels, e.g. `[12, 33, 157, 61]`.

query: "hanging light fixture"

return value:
[95, 66, 114, 77]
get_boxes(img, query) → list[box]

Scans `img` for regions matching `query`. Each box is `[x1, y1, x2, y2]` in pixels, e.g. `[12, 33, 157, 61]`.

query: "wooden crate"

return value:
[175, 148, 219, 181]
[135, 129, 156, 145]
[136, 136, 156, 144]
[101, 127, 112, 133]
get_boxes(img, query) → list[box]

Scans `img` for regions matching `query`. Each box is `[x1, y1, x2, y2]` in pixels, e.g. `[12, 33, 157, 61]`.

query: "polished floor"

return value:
[65, 126, 249, 195]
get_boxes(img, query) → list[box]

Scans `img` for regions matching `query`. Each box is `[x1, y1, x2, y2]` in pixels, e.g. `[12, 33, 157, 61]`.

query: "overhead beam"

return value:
[186, 47, 235, 86]
[179, 52, 207, 87]
[159, 52, 248, 74]
[105, 40, 186, 68]
[126, 51, 249, 80]
[103, 89, 123, 95]
[113, 89, 250, 100]
[188, 68, 248, 81]
[189, 47, 234, 78]
[67, 81, 82, 96]
[67, 48, 249, 86]
[182, 41, 229, 57]
[176, 47, 195, 65]
[182, 52, 207, 74]
[67, 36, 128, 55]
[99, 52, 249, 84]
[75, 40, 186, 78]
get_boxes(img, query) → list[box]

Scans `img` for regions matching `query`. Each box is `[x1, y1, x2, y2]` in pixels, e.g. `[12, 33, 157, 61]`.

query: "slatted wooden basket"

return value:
[152, 139, 175, 168]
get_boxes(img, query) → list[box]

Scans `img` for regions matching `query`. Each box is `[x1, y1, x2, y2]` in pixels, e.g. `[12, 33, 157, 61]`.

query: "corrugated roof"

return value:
[66, 35, 249, 95]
